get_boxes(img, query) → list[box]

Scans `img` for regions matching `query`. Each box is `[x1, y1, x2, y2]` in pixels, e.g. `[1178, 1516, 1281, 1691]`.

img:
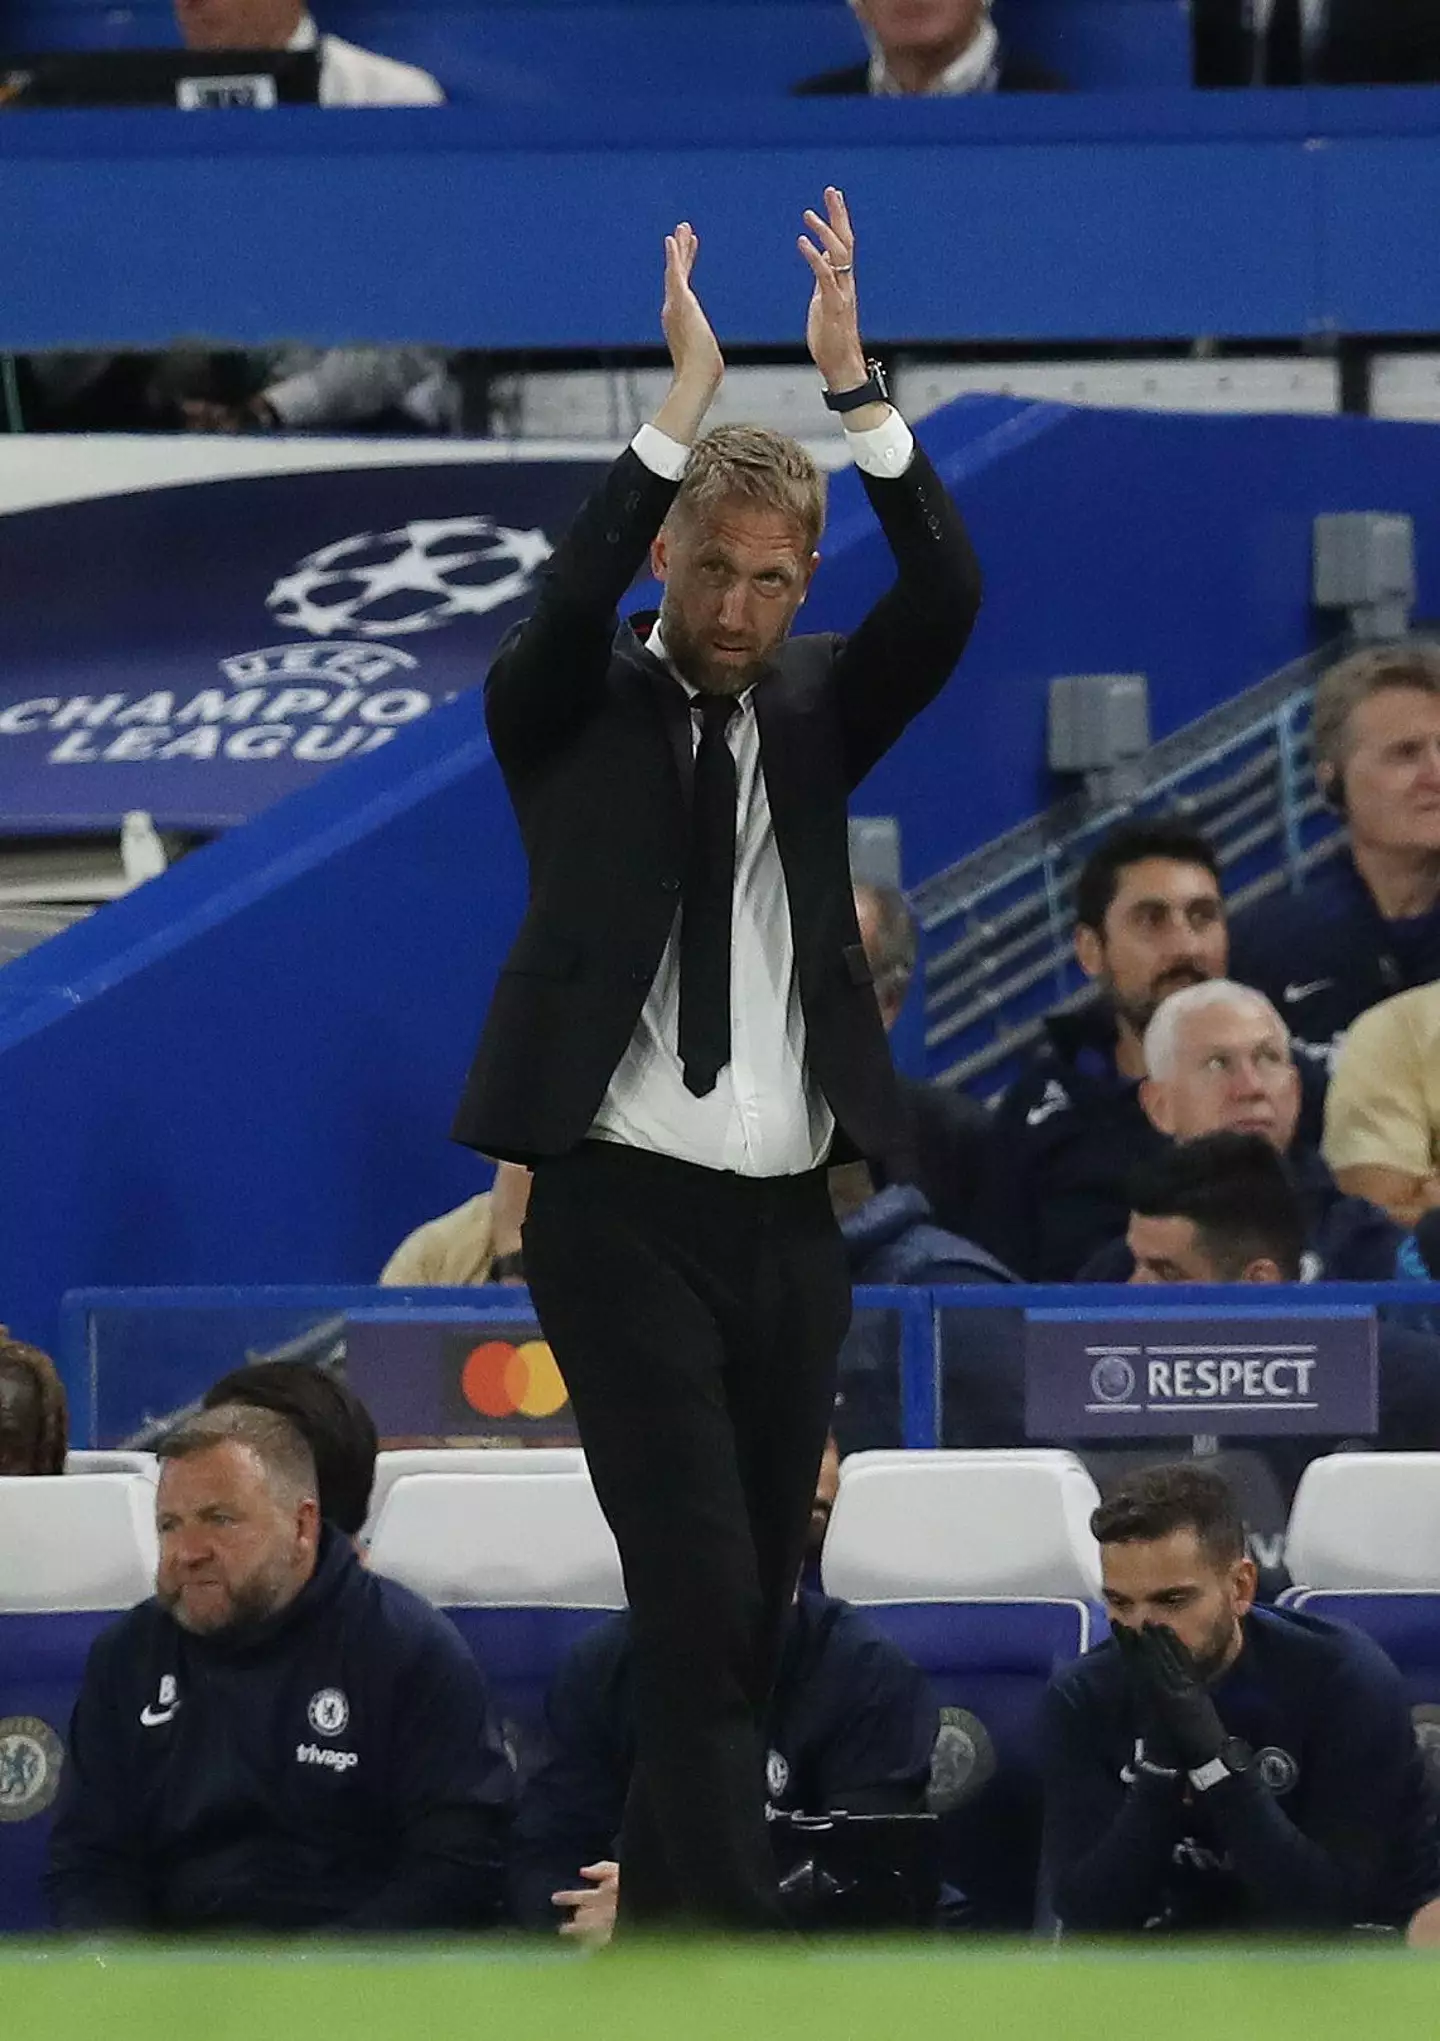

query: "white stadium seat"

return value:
[361, 1446, 586, 1543]
[64, 1450, 159, 1481]
[1286, 1453, 1440, 1590]
[837, 1449, 1088, 1483]
[0, 1473, 158, 1611]
[367, 1471, 624, 1608]
[822, 1455, 1103, 1602]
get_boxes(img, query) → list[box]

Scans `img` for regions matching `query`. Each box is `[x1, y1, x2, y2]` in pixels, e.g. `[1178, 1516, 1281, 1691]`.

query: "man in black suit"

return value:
[453, 191, 981, 1932]
[796, 0, 1063, 97]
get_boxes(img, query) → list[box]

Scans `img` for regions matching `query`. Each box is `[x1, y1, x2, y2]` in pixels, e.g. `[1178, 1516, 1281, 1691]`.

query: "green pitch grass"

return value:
[3, 1941, 1438, 2041]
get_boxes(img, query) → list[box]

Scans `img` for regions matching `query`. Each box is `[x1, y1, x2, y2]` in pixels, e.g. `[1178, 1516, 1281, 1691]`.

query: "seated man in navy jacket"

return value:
[1042, 1462, 1439, 1934]
[513, 1572, 939, 1940]
[46, 1404, 514, 1932]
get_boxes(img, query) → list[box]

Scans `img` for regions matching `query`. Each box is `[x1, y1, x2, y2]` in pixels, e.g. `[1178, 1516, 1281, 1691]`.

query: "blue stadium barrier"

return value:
[4, 92, 1440, 352]
[55, 1277, 1440, 1452]
[53, 1282, 942, 1449]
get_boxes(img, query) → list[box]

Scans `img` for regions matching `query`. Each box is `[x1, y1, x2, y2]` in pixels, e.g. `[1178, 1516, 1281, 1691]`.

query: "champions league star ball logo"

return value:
[1090, 1354, 1137, 1405]
[267, 517, 554, 640]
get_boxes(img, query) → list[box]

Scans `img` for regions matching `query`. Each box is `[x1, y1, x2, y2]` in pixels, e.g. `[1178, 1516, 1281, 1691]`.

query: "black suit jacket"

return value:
[794, 51, 1065, 94]
[453, 438, 981, 1165]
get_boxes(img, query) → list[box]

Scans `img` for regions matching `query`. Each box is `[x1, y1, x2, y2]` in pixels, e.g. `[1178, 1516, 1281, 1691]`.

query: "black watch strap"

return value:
[822, 358, 889, 414]
[488, 1249, 526, 1281]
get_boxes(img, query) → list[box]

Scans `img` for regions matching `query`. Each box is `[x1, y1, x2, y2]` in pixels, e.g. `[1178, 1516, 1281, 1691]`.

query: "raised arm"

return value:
[797, 188, 982, 789]
[484, 225, 725, 773]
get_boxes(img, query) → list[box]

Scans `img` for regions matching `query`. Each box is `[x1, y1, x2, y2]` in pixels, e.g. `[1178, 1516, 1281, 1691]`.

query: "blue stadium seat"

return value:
[442, 1604, 613, 1778]
[858, 1597, 1097, 1929]
[0, 1610, 115, 1932]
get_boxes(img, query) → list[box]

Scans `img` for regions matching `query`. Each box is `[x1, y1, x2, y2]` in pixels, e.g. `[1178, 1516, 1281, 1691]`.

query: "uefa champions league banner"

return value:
[0, 441, 610, 830]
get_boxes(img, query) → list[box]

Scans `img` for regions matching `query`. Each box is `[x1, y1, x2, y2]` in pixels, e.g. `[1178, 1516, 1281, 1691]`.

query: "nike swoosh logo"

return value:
[1026, 1100, 1067, 1128]
[1284, 978, 1333, 1003]
[140, 1704, 180, 1727]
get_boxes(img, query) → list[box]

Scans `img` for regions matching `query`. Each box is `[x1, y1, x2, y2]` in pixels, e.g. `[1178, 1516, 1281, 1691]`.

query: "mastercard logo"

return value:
[460, 1339, 569, 1420]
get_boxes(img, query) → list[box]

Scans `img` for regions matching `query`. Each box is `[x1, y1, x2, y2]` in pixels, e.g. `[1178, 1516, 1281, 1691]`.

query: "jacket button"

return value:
[631, 966, 651, 985]
[661, 876, 680, 893]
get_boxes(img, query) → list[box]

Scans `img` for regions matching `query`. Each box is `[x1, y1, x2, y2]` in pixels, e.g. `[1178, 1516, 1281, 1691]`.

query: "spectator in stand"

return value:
[175, 0, 447, 435]
[381, 1160, 532, 1287]
[23, 4, 448, 435]
[795, 0, 1064, 96]
[0, 1330, 67, 1477]
[1121, 1133, 1440, 1471]
[201, 1359, 378, 1542]
[1042, 1462, 1439, 1935]
[174, 0, 442, 105]
[975, 818, 1227, 1282]
[1080, 980, 1400, 1282]
[829, 1150, 1019, 1454]
[1229, 645, 1440, 1092]
[854, 880, 992, 1240]
[1322, 982, 1440, 1231]
[46, 1404, 513, 1932]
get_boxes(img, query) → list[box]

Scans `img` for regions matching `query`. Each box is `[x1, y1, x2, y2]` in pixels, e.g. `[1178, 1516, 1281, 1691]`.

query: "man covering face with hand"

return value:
[1041, 1462, 1437, 1934]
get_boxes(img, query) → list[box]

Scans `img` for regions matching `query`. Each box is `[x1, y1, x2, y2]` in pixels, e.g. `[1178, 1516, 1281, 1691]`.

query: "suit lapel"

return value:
[754, 676, 802, 863]
[613, 624, 694, 826]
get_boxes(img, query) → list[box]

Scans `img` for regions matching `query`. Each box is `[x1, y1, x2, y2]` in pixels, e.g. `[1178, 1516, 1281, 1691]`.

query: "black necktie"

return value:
[1266, 0, 1305, 83]
[678, 694, 738, 1097]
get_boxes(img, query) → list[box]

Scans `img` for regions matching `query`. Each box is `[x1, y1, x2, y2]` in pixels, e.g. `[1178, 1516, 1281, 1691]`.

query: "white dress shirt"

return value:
[287, 13, 445, 106]
[589, 408, 914, 1177]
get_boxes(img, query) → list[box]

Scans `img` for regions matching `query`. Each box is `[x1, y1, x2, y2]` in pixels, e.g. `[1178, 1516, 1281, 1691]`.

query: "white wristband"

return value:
[1188, 1755, 1231, 1793]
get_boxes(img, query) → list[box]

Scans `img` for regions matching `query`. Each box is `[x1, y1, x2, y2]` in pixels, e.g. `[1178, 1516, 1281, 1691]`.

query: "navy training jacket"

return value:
[46, 1528, 515, 1932]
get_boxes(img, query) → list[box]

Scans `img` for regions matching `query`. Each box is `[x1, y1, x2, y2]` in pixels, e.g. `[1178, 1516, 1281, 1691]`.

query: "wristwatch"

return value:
[488, 1250, 526, 1282]
[1189, 1736, 1253, 1792]
[822, 359, 889, 414]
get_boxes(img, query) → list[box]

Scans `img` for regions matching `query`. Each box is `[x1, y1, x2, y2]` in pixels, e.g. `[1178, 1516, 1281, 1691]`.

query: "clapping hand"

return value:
[652, 222, 724, 446]
[797, 186, 868, 397]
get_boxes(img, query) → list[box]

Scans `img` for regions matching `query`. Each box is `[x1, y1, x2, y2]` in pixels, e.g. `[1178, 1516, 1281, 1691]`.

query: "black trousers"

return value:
[522, 1139, 851, 1932]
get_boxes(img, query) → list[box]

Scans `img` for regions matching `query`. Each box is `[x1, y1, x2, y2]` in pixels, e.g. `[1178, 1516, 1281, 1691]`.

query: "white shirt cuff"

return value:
[845, 408, 915, 478]
[631, 423, 691, 482]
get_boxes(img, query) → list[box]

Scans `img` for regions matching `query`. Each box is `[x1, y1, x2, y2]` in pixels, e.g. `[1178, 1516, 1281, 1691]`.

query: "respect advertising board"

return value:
[1024, 1306, 1378, 1439]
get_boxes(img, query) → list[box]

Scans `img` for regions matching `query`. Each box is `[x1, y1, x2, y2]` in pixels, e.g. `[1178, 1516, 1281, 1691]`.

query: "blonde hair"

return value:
[670, 424, 826, 556]
[1312, 642, 1440, 785]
